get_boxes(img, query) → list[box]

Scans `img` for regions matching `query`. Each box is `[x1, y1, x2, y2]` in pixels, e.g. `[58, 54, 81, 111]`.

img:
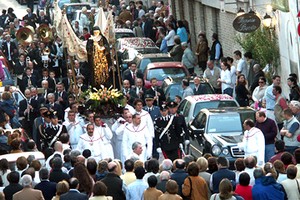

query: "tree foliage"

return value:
[235, 27, 280, 70]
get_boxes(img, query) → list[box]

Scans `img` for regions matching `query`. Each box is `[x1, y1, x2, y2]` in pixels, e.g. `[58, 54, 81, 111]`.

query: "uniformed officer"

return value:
[155, 102, 186, 161]
[40, 111, 67, 149]
[143, 94, 161, 121]
[154, 101, 190, 161]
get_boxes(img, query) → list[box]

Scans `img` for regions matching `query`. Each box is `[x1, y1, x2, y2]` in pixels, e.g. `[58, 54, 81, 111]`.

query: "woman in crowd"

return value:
[235, 74, 250, 107]
[176, 20, 188, 43]
[287, 76, 300, 101]
[182, 162, 208, 200]
[165, 23, 176, 52]
[73, 162, 94, 197]
[89, 181, 113, 200]
[210, 178, 236, 200]
[227, 57, 237, 97]
[196, 157, 211, 198]
[0, 159, 10, 187]
[217, 60, 233, 96]
[273, 160, 287, 183]
[252, 77, 267, 109]
[281, 165, 300, 200]
[195, 33, 209, 73]
[235, 172, 252, 200]
[158, 180, 182, 200]
[233, 158, 245, 184]
[52, 180, 69, 200]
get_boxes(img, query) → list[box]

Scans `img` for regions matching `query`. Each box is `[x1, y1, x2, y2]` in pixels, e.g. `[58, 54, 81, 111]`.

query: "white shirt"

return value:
[62, 120, 85, 148]
[237, 59, 248, 78]
[94, 124, 114, 159]
[122, 123, 152, 161]
[136, 109, 154, 138]
[220, 69, 232, 92]
[77, 133, 104, 161]
[238, 127, 265, 166]
[165, 29, 175, 47]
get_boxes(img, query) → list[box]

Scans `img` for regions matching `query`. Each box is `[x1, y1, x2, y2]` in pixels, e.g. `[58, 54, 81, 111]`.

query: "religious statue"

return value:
[86, 26, 112, 88]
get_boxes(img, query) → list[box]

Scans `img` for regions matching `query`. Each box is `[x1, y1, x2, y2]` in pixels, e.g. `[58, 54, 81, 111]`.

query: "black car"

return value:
[162, 77, 215, 102]
[188, 107, 256, 166]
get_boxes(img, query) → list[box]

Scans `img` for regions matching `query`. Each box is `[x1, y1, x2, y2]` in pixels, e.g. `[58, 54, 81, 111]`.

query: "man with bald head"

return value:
[101, 161, 126, 200]
[203, 60, 221, 93]
[45, 141, 63, 170]
[170, 159, 188, 196]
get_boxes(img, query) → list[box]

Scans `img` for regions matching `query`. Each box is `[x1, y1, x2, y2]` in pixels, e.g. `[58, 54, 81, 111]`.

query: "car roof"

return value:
[0, 86, 18, 93]
[185, 94, 234, 102]
[201, 107, 255, 114]
[136, 53, 171, 58]
[147, 62, 183, 69]
[117, 37, 156, 48]
[0, 151, 45, 163]
[115, 28, 134, 33]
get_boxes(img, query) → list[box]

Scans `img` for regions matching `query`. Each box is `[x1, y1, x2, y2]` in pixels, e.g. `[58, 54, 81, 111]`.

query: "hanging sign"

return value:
[233, 13, 261, 33]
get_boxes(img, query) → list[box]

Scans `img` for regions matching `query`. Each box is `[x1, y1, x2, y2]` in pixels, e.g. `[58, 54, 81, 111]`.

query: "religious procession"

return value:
[0, 0, 299, 199]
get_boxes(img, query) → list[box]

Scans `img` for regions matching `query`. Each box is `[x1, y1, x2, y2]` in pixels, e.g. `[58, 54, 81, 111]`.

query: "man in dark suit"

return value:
[1, 35, 17, 70]
[20, 67, 37, 93]
[129, 78, 146, 104]
[37, 10, 51, 25]
[60, 177, 88, 200]
[101, 162, 126, 200]
[250, 64, 265, 93]
[193, 76, 210, 95]
[14, 54, 26, 85]
[39, 68, 56, 92]
[41, 80, 55, 104]
[19, 89, 39, 137]
[122, 62, 143, 86]
[146, 78, 166, 106]
[49, 157, 71, 184]
[34, 168, 57, 200]
[3, 171, 23, 200]
[62, 69, 73, 92]
[22, 8, 37, 29]
[55, 82, 68, 110]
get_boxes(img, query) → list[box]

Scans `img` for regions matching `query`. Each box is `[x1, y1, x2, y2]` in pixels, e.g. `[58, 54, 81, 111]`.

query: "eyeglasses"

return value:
[258, 81, 264, 83]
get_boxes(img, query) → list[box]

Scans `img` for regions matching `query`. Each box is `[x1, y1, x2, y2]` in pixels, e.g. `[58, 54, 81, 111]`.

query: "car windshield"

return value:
[207, 115, 242, 133]
[193, 101, 238, 117]
[166, 83, 195, 100]
[115, 33, 135, 40]
[139, 57, 173, 72]
[147, 67, 187, 81]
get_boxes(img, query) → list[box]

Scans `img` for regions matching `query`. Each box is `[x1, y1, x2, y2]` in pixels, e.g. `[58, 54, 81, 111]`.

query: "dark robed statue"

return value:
[86, 26, 113, 88]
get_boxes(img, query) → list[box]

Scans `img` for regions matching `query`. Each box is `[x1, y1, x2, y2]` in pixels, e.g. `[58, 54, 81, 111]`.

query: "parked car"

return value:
[0, 86, 25, 108]
[178, 94, 239, 124]
[188, 107, 256, 167]
[131, 53, 173, 73]
[0, 151, 45, 171]
[116, 37, 160, 66]
[143, 62, 189, 89]
[115, 28, 135, 40]
[162, 77, 215, 101]
[2, 66, 14, 86]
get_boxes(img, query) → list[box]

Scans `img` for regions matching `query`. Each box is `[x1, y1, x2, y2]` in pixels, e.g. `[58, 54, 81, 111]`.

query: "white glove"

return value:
[184, 140, 190, 146]
[156, 147, 162, 153]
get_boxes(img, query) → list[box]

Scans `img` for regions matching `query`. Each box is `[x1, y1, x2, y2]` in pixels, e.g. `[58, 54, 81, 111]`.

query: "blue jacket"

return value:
[252, 176, 285, 200]
[143, 106, 161, 121]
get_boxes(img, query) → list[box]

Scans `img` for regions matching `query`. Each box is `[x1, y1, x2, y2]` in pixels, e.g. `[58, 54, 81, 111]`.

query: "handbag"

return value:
[185, 177, 193, 200]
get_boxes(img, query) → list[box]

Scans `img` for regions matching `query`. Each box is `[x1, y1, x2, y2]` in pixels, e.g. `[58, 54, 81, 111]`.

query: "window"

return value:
[193, 101, 238, 117]
[192, 112, 206, 129]
[139, 57, 173, 73]
[147, 67, 187, 81]
[207, 115, 242, 133]
[183, 101, 191, 117]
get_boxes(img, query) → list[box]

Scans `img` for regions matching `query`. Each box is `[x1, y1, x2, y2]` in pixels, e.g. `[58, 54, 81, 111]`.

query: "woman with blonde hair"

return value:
[52, 180, 69, 200]
[210, 178, 236, 200]
[196, 157, 211, 197]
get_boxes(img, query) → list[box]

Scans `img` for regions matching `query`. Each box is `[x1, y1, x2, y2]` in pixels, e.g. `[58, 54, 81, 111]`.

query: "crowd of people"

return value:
[0, 0, 299, 200]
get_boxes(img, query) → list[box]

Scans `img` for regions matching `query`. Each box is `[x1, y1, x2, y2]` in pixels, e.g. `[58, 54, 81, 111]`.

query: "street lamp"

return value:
[237, 7, 245, 16]
[262, 13, 272, 28]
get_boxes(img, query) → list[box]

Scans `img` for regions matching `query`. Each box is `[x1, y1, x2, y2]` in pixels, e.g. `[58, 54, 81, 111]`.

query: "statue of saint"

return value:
[86, 26, 112, 88]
